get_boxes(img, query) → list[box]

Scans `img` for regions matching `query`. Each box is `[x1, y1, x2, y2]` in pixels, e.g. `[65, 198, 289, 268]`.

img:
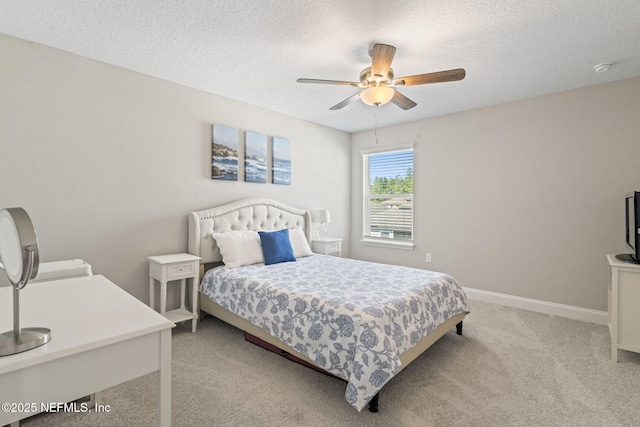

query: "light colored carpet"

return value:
[18, 300, 640, 426]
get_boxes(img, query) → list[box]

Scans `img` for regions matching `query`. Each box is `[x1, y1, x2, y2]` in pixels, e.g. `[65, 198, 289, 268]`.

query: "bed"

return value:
[188, 198, 469, 412]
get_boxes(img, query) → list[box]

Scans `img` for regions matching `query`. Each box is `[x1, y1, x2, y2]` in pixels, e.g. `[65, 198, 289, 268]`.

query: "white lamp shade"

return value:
[312, 210, 331, 224]
[360, 86, 394, 106]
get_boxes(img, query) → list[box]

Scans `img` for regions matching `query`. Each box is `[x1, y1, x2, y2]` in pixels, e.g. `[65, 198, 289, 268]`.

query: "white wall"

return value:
[351, 77, 640, 312]
[0, 34, 351, 303]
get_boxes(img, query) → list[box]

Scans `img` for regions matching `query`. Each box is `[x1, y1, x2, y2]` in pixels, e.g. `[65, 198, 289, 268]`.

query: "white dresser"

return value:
[607, 254, 640, 361]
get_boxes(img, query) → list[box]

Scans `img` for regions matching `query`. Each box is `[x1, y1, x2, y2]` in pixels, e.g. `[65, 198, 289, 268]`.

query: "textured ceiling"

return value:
[1, 0, 640, 133]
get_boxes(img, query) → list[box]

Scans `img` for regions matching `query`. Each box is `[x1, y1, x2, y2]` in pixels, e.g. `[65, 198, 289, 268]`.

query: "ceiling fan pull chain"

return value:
[374, 111, 379, 144]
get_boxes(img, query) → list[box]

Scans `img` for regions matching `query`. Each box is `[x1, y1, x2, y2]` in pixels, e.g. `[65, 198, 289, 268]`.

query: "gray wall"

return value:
[3, 32, 640, 313]
[351, 76, 640, 312]
[0, 34, 351, 302]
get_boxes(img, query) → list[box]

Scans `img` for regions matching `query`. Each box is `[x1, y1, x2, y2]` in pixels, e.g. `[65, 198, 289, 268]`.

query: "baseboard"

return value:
[463, 287, 607, 325]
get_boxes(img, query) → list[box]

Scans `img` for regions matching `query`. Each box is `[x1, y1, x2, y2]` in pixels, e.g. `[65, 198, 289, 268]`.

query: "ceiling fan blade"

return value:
[390, 90, 417, 110]
[329, 93, 361, 110]
[370, 44, 396, 79]
[395, 68, 466, 86]
[297, 78, 361, 87]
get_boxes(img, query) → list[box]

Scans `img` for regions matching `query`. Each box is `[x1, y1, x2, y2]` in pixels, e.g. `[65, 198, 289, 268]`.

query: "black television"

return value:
[616, 191, 640, 264]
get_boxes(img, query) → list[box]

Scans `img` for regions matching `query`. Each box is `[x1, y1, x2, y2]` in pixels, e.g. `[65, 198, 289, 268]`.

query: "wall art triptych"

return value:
[211, 124, 291, 185]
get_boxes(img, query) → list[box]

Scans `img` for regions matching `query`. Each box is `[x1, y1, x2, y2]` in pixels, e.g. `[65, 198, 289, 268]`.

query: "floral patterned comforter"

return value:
[200, 254, 470, 411]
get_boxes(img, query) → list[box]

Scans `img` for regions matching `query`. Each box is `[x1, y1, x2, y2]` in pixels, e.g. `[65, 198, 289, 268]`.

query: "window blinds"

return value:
[363, 146, 414, 242]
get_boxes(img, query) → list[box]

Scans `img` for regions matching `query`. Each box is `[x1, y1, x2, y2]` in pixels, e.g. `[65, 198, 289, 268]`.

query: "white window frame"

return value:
[361, 144, 415, 250]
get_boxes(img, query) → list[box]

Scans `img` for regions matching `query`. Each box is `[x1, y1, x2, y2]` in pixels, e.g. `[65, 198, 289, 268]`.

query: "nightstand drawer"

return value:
[167, 262, 196, 280]
[328, 242, 341, 252]
[311, 238, 342, 257]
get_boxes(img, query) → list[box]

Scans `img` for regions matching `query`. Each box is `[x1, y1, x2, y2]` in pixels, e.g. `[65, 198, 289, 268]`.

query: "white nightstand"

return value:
[311, 238, 343, 257]
[148, 253, 201, 332]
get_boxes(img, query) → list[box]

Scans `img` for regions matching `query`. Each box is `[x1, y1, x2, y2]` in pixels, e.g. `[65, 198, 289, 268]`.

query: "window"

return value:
[362, 145, 414, 249]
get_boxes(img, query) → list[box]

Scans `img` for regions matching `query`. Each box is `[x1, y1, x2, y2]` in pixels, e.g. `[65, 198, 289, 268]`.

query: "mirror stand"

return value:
[0, 300, 52, 358]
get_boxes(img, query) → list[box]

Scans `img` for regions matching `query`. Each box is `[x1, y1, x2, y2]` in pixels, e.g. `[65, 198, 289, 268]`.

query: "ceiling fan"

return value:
[297, 43, 465, 111]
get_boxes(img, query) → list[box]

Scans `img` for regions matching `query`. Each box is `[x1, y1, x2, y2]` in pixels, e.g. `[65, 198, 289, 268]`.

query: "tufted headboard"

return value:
[188, 198, 312, 264]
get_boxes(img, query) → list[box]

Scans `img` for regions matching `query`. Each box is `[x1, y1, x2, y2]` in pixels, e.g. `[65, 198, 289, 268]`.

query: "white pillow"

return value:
[212, 230, 264, 268]
[289, 228, 313, 258]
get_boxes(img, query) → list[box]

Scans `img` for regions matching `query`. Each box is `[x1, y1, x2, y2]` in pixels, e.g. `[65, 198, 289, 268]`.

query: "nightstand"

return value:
[148, 253, 201, 332]
[311, 238, 343, 257]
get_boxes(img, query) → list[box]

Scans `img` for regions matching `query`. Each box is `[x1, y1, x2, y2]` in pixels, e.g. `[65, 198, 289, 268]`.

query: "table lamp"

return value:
[311, 210, 331, 238]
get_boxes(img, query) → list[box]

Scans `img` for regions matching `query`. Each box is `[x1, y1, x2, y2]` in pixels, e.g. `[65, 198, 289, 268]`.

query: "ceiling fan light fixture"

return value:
[296, 43, 465, 111]
[360, 86, 394, 106]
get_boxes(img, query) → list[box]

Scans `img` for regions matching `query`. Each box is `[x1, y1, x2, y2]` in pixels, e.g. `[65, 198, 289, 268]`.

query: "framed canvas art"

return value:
[212, 124, 239, 181]
[272, 136, 291, 185]
[244, 131, 267, 183]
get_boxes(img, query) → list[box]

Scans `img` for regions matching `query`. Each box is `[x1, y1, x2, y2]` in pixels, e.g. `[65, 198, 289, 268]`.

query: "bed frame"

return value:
[188, 197, 464, 412]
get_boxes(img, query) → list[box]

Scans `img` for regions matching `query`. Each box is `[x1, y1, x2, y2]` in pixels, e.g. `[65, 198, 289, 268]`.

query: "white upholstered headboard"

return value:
[188, 198, 312, 264]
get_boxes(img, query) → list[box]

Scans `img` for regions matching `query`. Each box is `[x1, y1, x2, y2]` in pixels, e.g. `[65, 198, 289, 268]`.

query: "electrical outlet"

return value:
[425, 253, 432, 263]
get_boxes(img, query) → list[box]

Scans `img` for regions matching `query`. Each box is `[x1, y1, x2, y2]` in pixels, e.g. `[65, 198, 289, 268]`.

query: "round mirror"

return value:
[0, 208, 39, 286]
[0, 207, 49, 357]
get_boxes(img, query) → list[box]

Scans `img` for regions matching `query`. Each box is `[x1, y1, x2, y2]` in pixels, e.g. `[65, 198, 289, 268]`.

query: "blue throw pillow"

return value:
[258, 229, 296, 265]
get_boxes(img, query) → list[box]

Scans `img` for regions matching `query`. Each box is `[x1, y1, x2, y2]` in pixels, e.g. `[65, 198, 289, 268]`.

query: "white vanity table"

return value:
[0, 275, 175, 426]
